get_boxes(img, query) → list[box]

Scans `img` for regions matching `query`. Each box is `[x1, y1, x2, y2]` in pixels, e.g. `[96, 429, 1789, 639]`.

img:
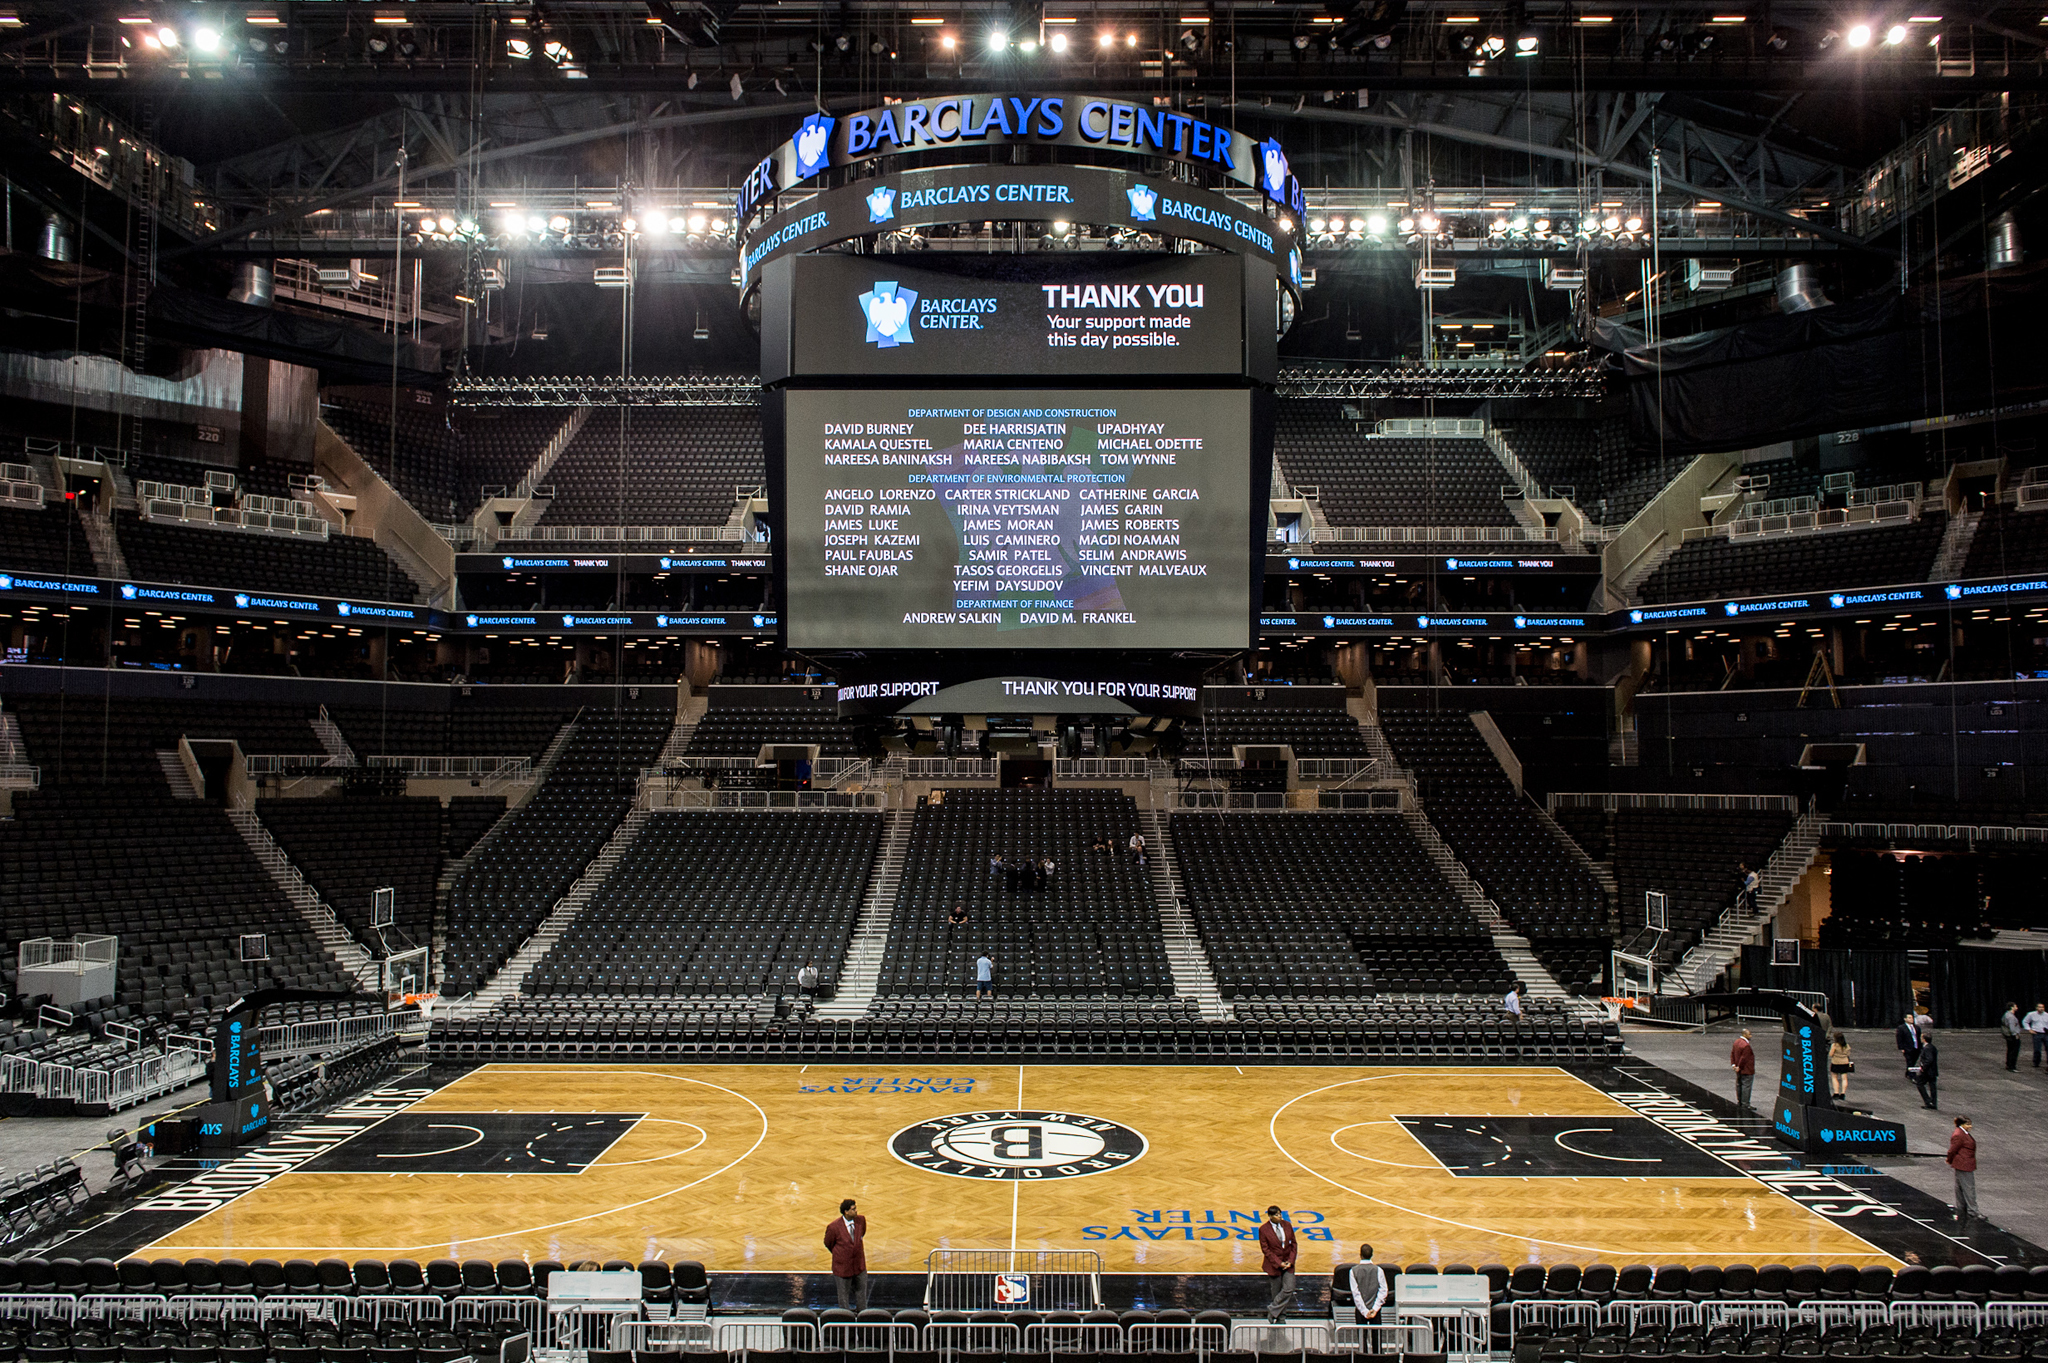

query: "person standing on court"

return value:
[1730, 1029, 1756, 1115]
[2025, 1002, 2048, 1069]
[1259, 1205, 1298, 1324]
[1947, 1116, 1979, 1225]
[824, 1198, 869, 1309]
[1348, 1243, 1388, 1324]
[1895, 1013, 1921, 1077]
[2000, 1003, 2023, 1072]
[1829, 1032, 1854, 1102]
[1911, 1031, 1941, 1109]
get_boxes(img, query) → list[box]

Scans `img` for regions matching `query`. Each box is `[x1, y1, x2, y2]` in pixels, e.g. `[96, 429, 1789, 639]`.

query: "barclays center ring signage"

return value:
[736, 95, 1305, 226]
[741, 163, 1293, 284]
[890, 1109, 1148, 1181]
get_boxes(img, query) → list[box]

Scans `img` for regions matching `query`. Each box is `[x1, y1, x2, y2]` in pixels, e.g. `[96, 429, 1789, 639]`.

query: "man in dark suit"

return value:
[824, 1197, 869, 1308]
[1895, 1013, 1921, 1076]
[1258, 1204, 1298, 1324]
[1911, 1033, 1941, 1110]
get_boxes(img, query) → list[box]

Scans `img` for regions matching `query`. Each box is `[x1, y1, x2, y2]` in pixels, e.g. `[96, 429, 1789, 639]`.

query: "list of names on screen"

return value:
[785, 389, 1252, 650]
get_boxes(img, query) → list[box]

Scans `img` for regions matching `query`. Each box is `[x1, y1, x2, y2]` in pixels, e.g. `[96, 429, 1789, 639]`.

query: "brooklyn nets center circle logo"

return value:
[890, 1110, 1147, 1181]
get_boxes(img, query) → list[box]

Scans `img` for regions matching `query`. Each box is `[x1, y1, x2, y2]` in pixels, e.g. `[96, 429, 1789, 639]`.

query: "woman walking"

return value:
[1829, 1032, 1854, 1101]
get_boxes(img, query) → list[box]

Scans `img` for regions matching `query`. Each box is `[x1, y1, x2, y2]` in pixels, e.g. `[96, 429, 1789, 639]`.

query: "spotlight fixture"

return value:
[1478, 32, 1506, 55]
[1515, 24, 1540, 51]
[1100, 29, 1116, 46]
[988, 28, 1008, 49]
[1846, 22, 1871, 44]
[1884, 21, 1907, 41]
[192, 25, 219, 50]
[1049, 29, 1067, 51]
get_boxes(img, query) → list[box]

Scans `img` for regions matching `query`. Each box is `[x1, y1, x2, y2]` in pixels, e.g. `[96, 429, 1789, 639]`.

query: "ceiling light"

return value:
[1883, 22, 1908, 40]
[1049, 29, 1068, 51]
[1099, 29, 1115, 46]
[910, 16, 944, 24]
[988, 28, 1008, 49]
[941, 32, 956, 48]
[1847, 22, 1872, 44]
[156, 24, 178, 46]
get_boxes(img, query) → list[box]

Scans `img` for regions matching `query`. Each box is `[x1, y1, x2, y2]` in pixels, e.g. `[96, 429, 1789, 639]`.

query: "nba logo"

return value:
[994, 1274, 1029, 1305]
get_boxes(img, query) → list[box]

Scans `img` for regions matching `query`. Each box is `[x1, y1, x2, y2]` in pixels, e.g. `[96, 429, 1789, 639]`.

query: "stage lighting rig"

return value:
[1327, 0, 1406, 52]
[645, 0, 735, 48]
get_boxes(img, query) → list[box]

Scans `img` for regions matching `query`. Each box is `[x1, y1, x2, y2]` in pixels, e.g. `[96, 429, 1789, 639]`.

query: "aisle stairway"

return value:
[818, 808, 912, 1018]
[1137, 810, 1228, 1020]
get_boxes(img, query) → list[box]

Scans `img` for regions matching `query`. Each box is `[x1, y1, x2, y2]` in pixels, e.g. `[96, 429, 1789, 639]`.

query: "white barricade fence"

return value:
[1985, 1304, 2048, 1331]
[72, 1295, 173, 1326]
[1807, 1302, 1891, 1333]
[1126, 1323, 1229, 1355]
[924, 1249, 1102, 1313]
[450, 1296, 548, 1341]
[716, 1320, 819, 1353]
[609, 1319, 717, 1353]
[1701, 1303, 1798, 1332]
[1889, 1303, 1983, 1332]
[1054, 759, 1153, 781]
[1334, 1323, 1439, 1355]
[925, 1321, 1022, 1355]
[1228, 1321, 1334, 1353]
[821, 1321, 922, 1354]
[0, 1296, 74, 1323]
[1023, 1323, 1125, 1354]
[1507, 1301, 1600, 1340]
[1605, 1302, 1697, 1334]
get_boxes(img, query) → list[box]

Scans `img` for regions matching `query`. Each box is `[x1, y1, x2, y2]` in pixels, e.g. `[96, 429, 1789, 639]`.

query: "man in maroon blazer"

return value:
[1258, 1204, 1298, 1323]
[824, 1197, 869, 1308]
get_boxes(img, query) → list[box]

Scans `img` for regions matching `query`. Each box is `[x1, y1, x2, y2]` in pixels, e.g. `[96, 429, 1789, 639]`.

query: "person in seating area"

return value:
[947, 904, 969, 928]
[975, 952, 995, 1000]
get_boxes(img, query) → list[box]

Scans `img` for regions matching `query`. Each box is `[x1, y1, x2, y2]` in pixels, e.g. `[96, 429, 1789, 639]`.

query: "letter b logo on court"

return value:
[991, 1125, 1045, 1161]
[890, 1110, 1147, 1181]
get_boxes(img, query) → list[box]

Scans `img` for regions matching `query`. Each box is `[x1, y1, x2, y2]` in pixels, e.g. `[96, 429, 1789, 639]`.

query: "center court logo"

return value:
[859, 281, 918, 347]
[890, 1109, 1146, 1180]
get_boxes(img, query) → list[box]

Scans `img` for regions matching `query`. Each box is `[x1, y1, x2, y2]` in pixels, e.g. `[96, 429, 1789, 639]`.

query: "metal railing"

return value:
[1550, 792, 1799, 813]
[254, 1009, 414, 1059]
[365, 754, 534, 786]
[17, 934, 118, 969]
[642, 784, 885, 811]
[495, 523, 749, 543]
[924, 1248, 1103, 1313]
[900, 757, 1001, 781]
[1822, 820, 2048, 844]
[1511, 1299, 2042, 1342]
[1054, 758, 1153, 780]
[1724, 498, 1916, 542]
[1312, 524, 1559, 544]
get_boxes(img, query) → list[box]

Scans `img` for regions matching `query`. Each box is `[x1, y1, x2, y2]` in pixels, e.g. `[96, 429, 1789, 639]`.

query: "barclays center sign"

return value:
[736, 95, 1306, 224]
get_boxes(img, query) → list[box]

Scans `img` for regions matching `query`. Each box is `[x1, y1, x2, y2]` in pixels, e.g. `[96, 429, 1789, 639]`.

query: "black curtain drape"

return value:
[1738, 945, 1911, 1028]
[1924, 948, 2048, 1029]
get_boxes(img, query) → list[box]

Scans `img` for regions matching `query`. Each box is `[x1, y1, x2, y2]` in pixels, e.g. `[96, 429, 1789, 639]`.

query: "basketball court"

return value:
[72, 1062, 1956, 1276]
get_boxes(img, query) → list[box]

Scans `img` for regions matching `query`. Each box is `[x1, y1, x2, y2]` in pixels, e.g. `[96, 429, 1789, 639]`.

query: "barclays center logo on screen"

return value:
[858, 281, 919, 348]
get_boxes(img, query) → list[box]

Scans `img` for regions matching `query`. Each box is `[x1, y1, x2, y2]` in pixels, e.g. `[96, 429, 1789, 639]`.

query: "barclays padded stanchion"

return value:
[1694, 990, 1907, 1156]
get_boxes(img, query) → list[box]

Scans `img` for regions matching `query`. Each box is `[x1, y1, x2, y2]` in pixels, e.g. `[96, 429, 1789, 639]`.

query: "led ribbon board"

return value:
[736, 96, 1305, 224]
[741, 163, 1295, 284]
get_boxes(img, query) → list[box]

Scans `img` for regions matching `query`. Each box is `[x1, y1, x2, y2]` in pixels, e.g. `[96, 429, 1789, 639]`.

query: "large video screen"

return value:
[785, 388, 1252, 650]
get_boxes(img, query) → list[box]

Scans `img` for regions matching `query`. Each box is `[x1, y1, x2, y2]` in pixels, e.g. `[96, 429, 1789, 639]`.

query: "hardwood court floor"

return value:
[142, 1065, 1895, 1272]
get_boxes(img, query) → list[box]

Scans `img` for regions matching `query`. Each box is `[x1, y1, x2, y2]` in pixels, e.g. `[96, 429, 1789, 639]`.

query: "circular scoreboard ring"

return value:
[739, 163, 1303, 297]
